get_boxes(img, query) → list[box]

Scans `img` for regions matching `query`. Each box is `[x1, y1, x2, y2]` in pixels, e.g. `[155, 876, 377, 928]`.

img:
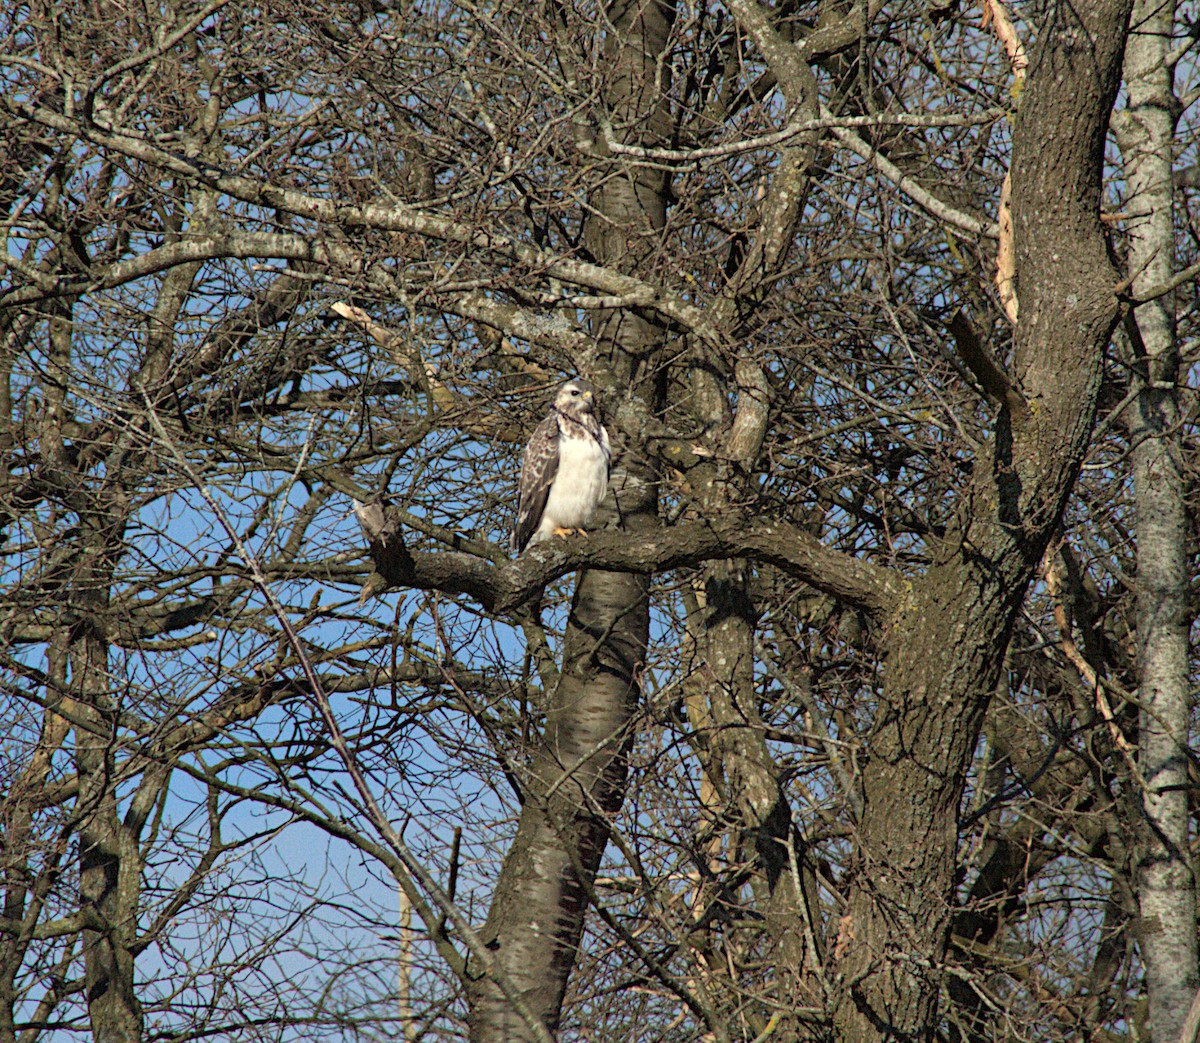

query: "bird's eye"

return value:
[570, 389, 580, 396]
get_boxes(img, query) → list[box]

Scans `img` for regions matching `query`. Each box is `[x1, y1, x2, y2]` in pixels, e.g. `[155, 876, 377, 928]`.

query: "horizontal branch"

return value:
[0, 232, 340, 307]
[0, 909, 104, 940]
[597, 108, 1006, 166]
[355, 503, 902, 618]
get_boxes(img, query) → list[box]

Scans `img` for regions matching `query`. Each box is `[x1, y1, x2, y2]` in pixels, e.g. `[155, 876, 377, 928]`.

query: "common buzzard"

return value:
[511, 378, 611, 555]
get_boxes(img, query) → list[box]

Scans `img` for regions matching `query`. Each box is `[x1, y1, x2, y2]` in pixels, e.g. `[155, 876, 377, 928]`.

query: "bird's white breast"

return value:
[533, 428, 609, 543]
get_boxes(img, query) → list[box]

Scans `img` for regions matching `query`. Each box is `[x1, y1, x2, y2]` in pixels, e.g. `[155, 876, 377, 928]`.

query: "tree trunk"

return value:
[682, 358, 820, 1028]
[831, 1, 1132, 1038]
[466, 0, 674, 1037]
[74, 578, 144, 1043]
[1116, 2, 1199, 1037]
[466, 551, 652, 1039]
[36, 295, 145, 1043]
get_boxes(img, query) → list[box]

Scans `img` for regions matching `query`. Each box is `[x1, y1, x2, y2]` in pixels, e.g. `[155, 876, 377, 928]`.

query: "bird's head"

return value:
[553, 378, 599, 417]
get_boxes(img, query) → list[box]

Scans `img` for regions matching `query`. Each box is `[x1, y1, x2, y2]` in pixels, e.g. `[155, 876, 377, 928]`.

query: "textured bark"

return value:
[73, 561, 144, 1043]
[356, 510, 898, 616]
[1116, 2, 1199, 1037]
[464, 0, 674, 1037]
[698, 558, 819, 1015]
[684, 6, 824, 1012]
[465, 522, 652, 1039]
[830, 2, 1132, 1038]
[681, 361, 820, 1025]
[27, 299, 144, 1043]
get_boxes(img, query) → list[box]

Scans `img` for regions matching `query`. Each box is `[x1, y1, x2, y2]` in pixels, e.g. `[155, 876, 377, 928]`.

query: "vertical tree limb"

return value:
[1115, 1, 1199, 1037]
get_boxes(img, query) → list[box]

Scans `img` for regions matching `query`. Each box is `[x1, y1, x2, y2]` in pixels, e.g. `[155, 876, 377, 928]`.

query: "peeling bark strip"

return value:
[829, 2, 1132, 1040]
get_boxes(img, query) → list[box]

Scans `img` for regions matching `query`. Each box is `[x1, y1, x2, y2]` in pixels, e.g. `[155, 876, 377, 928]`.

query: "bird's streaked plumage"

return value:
[511, 379, 611, 555]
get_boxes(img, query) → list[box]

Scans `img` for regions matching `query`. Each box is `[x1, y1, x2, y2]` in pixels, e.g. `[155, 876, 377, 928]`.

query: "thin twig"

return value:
[140, 393, 558, 1043]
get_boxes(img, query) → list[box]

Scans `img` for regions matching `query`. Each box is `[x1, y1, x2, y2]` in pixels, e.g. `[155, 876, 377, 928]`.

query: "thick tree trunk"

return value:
[1116, 3, 1199, 1038]
[466, 0, 674, 1037]
[466, 545, 652, 1039]
[830, 2, 1132, 1038]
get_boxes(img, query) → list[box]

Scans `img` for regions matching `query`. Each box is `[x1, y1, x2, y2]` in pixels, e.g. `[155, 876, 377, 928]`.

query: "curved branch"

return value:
[354, 501, 902, 619]
[824, 105, 999, 239]
[1, 97, 725, 346]
[0, 232, 339, 307]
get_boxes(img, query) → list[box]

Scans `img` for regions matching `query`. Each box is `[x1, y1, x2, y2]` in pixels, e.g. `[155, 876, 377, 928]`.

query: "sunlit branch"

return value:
[352, 500, 902, 619]
[1, 96, 726, 347]
[595, 108, 1007, 167]
[822, 104, 999, 240]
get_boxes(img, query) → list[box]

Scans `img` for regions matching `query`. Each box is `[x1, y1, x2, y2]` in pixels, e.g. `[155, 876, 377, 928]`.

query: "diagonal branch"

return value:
[1, 97, 725, 347]
[824, 104, 999, 239]
[142, 395, 558, 1043]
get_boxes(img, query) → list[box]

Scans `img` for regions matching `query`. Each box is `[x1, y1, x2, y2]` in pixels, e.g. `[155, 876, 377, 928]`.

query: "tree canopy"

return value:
[2, 0, 1199, 1040]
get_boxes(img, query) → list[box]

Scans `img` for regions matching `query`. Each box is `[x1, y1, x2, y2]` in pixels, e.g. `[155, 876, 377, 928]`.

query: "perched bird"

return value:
[511, 378, 611, 555]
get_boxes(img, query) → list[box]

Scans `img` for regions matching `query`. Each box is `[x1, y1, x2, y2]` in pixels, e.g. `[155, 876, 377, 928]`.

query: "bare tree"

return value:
[3, 0, 1199, 1041]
